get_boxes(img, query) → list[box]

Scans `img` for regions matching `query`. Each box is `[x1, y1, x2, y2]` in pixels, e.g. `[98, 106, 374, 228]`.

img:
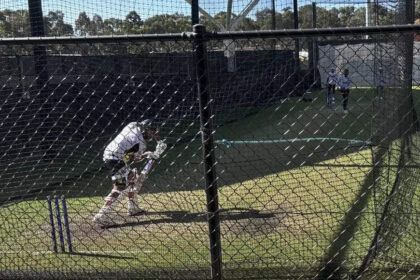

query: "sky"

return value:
[1, 0, 385, 27]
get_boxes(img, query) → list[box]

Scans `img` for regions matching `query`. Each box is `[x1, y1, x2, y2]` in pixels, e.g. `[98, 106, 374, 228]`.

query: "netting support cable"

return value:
[194, 24, 222, 280]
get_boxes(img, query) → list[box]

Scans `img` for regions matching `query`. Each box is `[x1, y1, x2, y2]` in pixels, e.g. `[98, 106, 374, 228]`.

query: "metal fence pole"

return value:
[271, 0, 276, 30]
[312, 2, 319, 88]
[293, 0, 300, 89]
[293, 0, 299, 59]
[308, 3, 315, 71]
[28, 0, 45, 37]
[193, 24, 222, 280]
[191, 0, 199, 26]
[28, 0, 48, 89]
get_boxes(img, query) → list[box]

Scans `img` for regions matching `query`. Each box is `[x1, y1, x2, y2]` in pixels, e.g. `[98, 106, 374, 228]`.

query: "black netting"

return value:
[0, 1, 419, 279]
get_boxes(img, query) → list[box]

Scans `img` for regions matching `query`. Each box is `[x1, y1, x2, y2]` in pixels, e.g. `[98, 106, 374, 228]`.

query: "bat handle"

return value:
[141, 159, 154, 175]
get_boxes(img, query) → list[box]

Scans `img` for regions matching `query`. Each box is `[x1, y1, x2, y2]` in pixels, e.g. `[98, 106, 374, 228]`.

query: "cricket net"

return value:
[0, 18, 419, 280]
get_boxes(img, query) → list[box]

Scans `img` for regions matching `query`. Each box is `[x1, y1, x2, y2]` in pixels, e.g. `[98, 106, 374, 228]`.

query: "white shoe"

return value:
[344, 110, 349, 114]
[92, 212, 115, 226]
[128, 200, 146, 216]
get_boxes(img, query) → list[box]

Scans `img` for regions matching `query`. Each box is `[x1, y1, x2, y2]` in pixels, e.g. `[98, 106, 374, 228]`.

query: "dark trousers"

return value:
[377, 86, 384, 99]
[327, 84, 336, 106]
[328, 84, 336, 94]
[341, 89, 350, 110]
[103, 159, 126, 186]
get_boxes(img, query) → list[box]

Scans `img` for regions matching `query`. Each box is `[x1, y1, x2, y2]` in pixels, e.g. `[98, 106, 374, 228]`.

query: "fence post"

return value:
[271, 0, 276, 30]
[28, 0, 45, 37]
[312, 2, 319, 88]
[191, 0, 199, 26]
[293, 0, 300, 90]
[28, 0, 48, 89]
[193, 24, 222, 280]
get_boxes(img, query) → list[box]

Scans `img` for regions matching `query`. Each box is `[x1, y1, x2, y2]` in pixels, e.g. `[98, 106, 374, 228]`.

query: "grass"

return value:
[0, 88, 419, 279]
[0, 149, 372, 276]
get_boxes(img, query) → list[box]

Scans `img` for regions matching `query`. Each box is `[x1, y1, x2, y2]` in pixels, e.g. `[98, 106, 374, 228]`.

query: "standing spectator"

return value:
[326, 68, 337, 107]
[338, 69, 351, 113]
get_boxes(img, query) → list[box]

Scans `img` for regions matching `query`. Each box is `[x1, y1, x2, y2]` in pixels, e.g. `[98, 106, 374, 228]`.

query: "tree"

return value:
[317, 7, 339, 28]
[91, 14, 104, 35]
[74, 12, 105, 35]
[373, 4, 395, 25]
[103, 18, 123, 34]
[415, 1, 420, 20]
[199, 11, 229, 31]
[0, 9, 30, 37]
[44, 11, 73, 36]
[255, 8, 272, 29]
[299, 5, 314, 28]
[279, 8, 294, 29]
[338, 6, 357, 27]
[237, 17, 259, 30]
[0, 11, 5, 35]
[143, 13, 190, 33]
[122, 11, 143, 34]
[75, 12, 91, 36]
[344, 7, 365, 27]
[126, 11, 143, 26]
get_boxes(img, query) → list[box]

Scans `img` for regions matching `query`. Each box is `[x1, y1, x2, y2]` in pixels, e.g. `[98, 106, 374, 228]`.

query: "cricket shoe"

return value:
[128, 200, 146, 216]
[92, 212, 116, 227]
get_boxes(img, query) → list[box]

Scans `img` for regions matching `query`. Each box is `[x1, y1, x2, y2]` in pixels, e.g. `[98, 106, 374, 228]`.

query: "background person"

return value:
[326, 68, 337, 107]
[338, 69, 351, 113]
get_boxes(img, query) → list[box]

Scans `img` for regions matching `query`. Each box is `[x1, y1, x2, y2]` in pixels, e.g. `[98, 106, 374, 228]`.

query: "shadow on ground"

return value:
[103, 207, 277, 229]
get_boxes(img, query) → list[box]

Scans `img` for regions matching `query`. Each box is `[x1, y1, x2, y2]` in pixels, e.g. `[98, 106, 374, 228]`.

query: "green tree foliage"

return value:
[103, 18, 124, 34]
[299, 5, 315, 28]
[143, 13, 190, 33]
[44, 11, 73, 36]
[317, 7, 339, 27]
[199, 13, 223, 31]
[277, 8, 294, 29]
[373, 4, 396, 25]
[0, 9, 30, 37]
[90, 14, 105, 34]
[339, 6, 365, 26]
[255, 8, 274, 30]
[123, 11, 143, 34]
[75, 11, 91, 35]
[0, 4, 399, 37]
[415, 1, 420, 21]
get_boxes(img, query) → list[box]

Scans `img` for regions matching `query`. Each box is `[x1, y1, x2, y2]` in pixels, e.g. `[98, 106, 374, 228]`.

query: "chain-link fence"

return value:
[1, 8, 420, 280]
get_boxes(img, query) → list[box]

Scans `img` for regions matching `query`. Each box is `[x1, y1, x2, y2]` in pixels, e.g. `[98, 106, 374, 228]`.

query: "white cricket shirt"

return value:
[103, 122, 147, 161]
[339, 75, 351, 89]
[328, 72, 337, 85]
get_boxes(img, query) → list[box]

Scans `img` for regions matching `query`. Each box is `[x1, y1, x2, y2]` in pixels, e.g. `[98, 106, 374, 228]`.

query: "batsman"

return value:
[93, 119, 167, 226]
